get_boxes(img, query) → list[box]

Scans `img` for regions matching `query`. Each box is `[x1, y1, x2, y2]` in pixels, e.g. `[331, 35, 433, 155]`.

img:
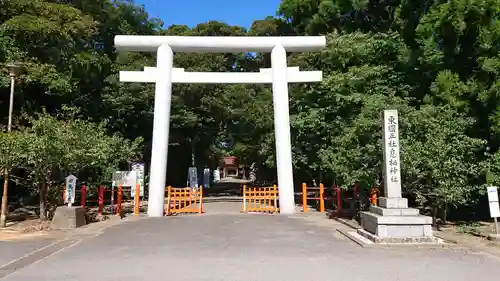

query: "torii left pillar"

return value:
[147, 44, 173, 217]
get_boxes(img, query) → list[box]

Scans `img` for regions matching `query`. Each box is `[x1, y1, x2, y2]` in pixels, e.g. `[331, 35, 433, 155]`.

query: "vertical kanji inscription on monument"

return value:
[382, 109, 402, 198]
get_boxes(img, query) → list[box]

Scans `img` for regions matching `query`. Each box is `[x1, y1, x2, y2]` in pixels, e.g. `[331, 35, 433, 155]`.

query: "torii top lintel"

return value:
[114, 35, 326, 53]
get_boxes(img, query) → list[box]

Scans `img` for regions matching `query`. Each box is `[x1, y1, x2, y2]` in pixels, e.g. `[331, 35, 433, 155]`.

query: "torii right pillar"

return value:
[358, 110, 441, 244]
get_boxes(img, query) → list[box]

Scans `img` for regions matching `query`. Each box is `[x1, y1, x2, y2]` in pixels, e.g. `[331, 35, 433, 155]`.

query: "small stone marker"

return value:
[65, 174, 77, 207]
[188, 167, 198, 189]
[203, 167, 210, 188]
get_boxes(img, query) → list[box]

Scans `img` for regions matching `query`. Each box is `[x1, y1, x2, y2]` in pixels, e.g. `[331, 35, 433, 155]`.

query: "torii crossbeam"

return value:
[115, 35, 326, 217]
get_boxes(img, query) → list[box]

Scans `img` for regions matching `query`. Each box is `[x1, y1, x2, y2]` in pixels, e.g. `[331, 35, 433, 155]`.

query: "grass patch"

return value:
[456, 221, 482, 236]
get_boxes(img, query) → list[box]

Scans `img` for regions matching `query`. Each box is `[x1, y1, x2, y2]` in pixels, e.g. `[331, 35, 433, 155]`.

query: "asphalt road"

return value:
[0, 240, 53, 268]
[2, 214, 500, 281]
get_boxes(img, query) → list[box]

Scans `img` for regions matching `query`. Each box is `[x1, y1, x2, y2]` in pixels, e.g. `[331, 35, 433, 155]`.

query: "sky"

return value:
[134, 0, 283, 29]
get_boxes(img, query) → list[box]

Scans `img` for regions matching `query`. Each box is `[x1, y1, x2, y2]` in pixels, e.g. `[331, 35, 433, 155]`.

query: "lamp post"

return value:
[0, 63, 23, 227]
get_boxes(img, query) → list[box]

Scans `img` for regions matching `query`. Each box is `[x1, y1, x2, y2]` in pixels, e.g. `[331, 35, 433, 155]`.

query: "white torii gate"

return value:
[115, 35, 326, 217]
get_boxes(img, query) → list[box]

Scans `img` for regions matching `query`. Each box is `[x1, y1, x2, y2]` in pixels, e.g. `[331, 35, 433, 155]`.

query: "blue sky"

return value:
[134, 0, 282, 29]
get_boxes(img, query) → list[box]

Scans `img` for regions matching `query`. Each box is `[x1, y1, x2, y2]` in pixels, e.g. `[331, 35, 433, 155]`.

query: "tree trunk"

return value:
[0, 170, 9, 228]
[431, 205, 438, 228]
[440, 203, 448, 225]
[39, 182, 47, 220]
[191, 138, 196, 167]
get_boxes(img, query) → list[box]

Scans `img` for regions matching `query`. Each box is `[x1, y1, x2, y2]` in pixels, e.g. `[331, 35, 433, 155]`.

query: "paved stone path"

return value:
[2, 212, 500, 280]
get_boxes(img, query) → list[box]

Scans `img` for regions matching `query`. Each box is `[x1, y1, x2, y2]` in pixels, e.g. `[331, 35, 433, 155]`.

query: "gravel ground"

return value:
[2, 214, 500, 281]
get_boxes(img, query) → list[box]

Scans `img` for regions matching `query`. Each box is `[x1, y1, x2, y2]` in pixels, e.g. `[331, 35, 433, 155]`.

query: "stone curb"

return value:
[333, 217, 361, 229]
[337, 228, 457, 249]
[334, 217, 460, 248]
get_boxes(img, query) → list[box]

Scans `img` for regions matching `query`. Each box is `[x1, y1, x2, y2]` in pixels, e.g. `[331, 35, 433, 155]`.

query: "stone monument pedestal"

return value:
[51, 206, 86, 229]
[358, 197, 441, 244]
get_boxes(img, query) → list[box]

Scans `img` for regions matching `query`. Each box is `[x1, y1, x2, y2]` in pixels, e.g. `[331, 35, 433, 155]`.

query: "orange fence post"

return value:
[370, 186, 378, 206]
[255, 187, 258, 211]
[116, 185, 123, 216]
[302, 183, 308, 213]
[183, 188, 187, 210]
[242, 185, 247, 213]
[199, 185, 203, 214]
[134, 184, 140, 216]
[166, 186, 172, 215]
[177, 188, 181, 212]
[80, 185, 87, 208]
[273, 184, 278, 213]
[319, 183, 325, 212]
[264, 187, 267, 211]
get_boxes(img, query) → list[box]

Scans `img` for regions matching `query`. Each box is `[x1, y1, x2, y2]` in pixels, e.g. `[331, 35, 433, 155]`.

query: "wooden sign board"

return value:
[487, 186, 500, 218]
[112, 171, 137, 187]
[131, 163, 145, 197]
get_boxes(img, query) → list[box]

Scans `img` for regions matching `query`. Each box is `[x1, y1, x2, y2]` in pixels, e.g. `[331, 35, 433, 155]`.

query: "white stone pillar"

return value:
[380, 109, 406, 209]
[147, 44, 174, 217]
[271, 44, 295, 215]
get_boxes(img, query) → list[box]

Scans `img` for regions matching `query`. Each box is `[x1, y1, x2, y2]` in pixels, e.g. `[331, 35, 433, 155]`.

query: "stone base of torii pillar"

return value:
[356, 197, 441, 244]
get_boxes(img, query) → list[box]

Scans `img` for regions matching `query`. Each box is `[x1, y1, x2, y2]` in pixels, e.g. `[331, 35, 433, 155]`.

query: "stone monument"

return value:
[355, 110, 440, 244]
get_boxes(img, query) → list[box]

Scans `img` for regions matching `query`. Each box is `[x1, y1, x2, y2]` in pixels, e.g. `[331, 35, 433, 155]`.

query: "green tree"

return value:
[16, 112, 142, 220]
[0, 131, 25, 227]
[402, 105, 486, 224]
